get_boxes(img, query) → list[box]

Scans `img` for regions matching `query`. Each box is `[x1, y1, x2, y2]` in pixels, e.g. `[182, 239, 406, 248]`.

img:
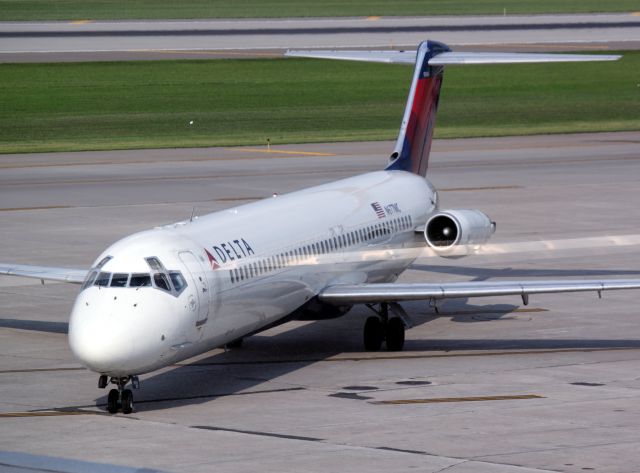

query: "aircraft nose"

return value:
[68, 304, 136, 374]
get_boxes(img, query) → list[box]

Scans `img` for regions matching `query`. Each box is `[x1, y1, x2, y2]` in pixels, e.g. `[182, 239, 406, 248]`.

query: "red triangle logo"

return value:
[204, 249, 220, 270]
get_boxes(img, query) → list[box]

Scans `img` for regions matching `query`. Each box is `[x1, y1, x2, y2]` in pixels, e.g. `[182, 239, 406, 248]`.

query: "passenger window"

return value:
[94, 272, 111, 287]
[153, 273, 171, 292]
[169, 272, 187, 292]
[110, 273, 129, 287]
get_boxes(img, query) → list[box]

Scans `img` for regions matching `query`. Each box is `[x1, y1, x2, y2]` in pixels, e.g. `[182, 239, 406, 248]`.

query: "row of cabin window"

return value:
[229, 215, 413, 284]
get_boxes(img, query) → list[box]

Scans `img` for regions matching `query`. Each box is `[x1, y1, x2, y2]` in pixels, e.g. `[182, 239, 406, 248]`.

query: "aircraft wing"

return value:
[0, 263, 88, 284]
[284, 50, 621, 65]
[319, 279, 640, 304]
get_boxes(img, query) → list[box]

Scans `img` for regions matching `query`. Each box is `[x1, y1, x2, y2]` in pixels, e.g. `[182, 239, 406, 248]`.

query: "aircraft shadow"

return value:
[93, 299, 640, 412]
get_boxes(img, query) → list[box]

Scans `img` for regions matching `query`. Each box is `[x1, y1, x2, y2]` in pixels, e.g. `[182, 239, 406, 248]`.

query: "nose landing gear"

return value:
[99, 375, 139, 414]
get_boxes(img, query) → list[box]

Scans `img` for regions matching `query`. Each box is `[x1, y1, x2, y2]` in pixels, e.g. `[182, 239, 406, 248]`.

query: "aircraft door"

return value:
[178, 251, 210, 327]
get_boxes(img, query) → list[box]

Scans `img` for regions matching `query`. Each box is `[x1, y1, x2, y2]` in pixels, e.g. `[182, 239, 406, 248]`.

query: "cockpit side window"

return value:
[144, 256, 188, 296]
[82, 270, 98, 290]
[95, 256, 112, 269]
[153, 273, 171, 292]
[145, 257, 165, 272]
[169, 272, 187, 293]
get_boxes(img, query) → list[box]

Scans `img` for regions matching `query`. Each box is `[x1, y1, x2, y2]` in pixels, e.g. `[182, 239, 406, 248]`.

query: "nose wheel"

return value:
[100, 375, 138, 414]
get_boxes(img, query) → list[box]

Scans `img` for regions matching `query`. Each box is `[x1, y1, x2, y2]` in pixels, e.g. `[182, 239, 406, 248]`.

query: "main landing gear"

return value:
[363, 302, 411, 352]
[99, 375, 139, 414]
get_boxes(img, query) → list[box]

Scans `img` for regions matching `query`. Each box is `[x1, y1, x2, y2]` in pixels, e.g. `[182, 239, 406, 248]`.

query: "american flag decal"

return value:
[371, 202, 386, 219]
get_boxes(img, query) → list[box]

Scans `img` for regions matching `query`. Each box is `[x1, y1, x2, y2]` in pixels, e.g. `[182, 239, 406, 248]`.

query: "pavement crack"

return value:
[191, 425, 323, 442]
[431, 461, 469, 473]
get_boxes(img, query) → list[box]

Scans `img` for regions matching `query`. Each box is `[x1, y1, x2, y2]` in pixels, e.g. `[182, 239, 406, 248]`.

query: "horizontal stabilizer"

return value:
[431, 51, 621, 65]
[286, 41, 621, 178]
[285, 49, 621, 65]
[285, 49, 416, 64]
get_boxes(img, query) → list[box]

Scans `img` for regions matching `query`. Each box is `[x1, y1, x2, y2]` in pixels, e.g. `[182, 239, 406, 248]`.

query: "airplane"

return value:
[2, 40, 639, 415]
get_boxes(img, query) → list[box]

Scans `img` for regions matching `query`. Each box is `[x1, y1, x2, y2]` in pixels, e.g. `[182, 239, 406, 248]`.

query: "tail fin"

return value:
[285, 44, 620, 177]
[386, 41, 449, 176]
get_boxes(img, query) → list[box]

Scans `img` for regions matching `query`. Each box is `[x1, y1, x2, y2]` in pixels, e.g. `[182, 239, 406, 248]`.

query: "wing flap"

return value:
[0, 263, 88, 284]
[319, 279, 640, 304]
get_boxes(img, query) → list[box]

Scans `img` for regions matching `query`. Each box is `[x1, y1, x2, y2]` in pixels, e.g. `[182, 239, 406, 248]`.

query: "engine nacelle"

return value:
[424, 209, 496, 257]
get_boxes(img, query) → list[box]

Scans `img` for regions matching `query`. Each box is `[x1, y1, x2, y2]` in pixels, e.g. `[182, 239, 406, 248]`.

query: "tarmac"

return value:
[2, 13, 640, 62]
[2, 132, 640, 472]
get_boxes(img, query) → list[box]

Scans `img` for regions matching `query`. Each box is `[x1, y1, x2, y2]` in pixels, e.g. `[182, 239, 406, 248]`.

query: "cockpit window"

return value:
[95, 256, 112, 269]
[130, 273, 152, 287]
[110, 273, 129, 287]
[82, 270, 98, 290]
[145, 257, 165, 272]
[153, 273, 171, 292]
[169, 272, 187, 292]
[81, 255, 188, 297]
[94, 272, 111, 287]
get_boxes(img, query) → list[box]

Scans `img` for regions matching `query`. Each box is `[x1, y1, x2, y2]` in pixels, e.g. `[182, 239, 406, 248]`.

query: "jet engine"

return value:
[424, 209, 496, 257]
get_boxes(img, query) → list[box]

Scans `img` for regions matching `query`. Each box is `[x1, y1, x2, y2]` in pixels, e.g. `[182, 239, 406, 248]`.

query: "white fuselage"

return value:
[68, 170, 437, 376]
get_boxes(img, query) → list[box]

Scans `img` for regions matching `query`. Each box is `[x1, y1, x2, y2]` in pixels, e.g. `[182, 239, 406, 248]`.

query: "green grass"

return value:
[0, 52, 638, 154]
[0, 0, 638, 21]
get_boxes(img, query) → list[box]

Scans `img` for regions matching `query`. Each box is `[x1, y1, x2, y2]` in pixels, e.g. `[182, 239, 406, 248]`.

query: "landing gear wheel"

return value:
[121, 389, 134, 414]
[364, 316, 384, 351]
[386, 317, 405, 351]
[107, 389, 119, 414]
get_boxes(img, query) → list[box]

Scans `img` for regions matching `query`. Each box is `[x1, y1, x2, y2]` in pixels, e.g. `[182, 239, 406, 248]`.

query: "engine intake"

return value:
[425, 209, 495, 257]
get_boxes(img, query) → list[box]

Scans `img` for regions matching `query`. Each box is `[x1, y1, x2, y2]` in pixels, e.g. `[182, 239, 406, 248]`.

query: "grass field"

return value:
[0, 53, 638, 154]
[0, 0, 638, 21]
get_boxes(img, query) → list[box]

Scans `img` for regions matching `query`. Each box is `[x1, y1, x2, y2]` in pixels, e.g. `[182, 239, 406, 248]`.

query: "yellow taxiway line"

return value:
[373, 394, 544, 405]
[233, 148, 336, 157]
